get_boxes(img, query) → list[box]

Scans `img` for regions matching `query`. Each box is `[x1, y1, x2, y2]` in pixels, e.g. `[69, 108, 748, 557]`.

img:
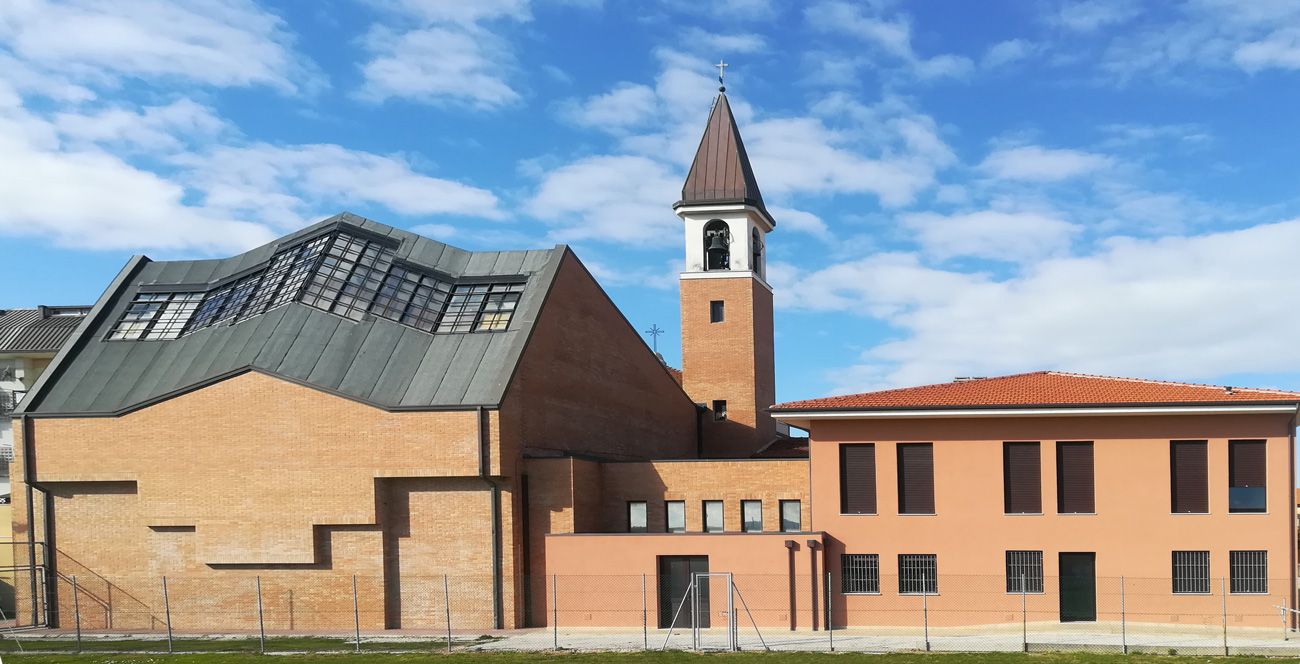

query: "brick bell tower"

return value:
[675, 86, 777, 458]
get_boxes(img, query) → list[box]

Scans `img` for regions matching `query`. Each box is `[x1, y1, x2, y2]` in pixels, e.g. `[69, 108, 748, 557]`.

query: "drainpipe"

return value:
[20, 415, 37, 626]
[20, 415, 56, 627]
[477, 406, 504, 629]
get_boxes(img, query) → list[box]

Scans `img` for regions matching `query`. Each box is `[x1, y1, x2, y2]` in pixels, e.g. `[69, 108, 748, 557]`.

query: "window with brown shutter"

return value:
[897, 443, 935, 514]
[1170, 440, 1208, 514]
[1228, 439, 1266, 513]
[1003, 442, 1042, 514]
[840, 444, 877, 514]
[1056, 442, 1095, 514]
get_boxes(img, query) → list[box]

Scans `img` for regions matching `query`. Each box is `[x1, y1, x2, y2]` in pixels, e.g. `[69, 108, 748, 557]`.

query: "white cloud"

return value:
[557, 83, 659, 131]
[805, 1, 974, 80]
[979, 145, 1113, 182]
[1233, 28, 1300, 72]
[902, 210, 1079, 263]
[680, 28, 767, 55]
[767, 206, 831, 240]
[1047, 0, 1140, 33]
[355, 0, 533, 108]
[0, 0, 320, 94]
[525, 155, 681, 245]
[54, 99, 229, 152]
[982, 39, 1037, 69]
[779, 220, 1300, 392]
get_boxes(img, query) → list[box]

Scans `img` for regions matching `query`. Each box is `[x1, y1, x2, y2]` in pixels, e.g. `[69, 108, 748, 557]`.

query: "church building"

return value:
[10, 86, 1297, 634]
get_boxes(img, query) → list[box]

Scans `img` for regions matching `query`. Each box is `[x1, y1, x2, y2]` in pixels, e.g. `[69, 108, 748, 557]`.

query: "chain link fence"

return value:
[2, 571, 1296, 655]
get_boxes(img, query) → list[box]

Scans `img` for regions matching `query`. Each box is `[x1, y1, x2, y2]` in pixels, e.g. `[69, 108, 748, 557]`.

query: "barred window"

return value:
[899, 554, 938, 594]
[108, 292, 204, 340]
[1172, 551, 1210, 594]
[841, 554, 880, 594]
[1006, 550, 1044, 593]
[1229, 550, 1267, 594]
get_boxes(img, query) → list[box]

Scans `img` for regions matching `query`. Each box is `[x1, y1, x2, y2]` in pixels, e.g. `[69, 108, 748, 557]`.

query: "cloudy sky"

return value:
[3, 0, 1300, 402]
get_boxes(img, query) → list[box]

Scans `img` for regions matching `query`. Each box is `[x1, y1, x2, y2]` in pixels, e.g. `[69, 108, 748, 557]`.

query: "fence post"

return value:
[1283, 596, 1288, 642]
[71, 575, 82, 654]
[641, 574, 648, 651]
[443, 575, 452, 655]
[162, 576, 174, 654]
[1120, 576, 1127, 655]
[826, 570, 834, 652]
[922, 586, 930, 652]
[1020, 573, 1027, 653]
[1220, 576, 1228, 656]
[352, 575, 361, 653]
[256, 576, 266, 655]
[551, 574, 558, 651]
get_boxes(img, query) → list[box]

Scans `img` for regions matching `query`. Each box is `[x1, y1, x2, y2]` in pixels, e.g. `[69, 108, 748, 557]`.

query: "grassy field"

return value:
[0, 652, 1292, 664]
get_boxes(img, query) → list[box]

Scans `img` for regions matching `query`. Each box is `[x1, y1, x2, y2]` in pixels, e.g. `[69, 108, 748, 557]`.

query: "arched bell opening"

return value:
[703, 220, 731, 271]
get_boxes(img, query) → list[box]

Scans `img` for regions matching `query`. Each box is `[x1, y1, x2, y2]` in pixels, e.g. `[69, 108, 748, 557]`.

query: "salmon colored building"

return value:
[9, 86, 1298, 635]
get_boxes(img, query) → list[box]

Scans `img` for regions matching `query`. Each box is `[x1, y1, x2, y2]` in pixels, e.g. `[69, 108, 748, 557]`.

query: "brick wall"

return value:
[679, 276, 776, 457]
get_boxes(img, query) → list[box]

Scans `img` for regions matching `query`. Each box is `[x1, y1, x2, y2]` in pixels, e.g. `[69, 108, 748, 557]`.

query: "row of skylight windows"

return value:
[107, 230, 525, 341]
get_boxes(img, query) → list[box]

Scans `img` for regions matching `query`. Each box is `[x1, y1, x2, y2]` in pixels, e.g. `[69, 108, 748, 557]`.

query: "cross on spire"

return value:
[715, 60, 728, 92]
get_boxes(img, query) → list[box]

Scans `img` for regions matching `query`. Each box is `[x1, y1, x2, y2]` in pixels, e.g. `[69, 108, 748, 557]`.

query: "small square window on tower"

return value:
[712, 399, 727, 421]
[709, 300, 724, 323]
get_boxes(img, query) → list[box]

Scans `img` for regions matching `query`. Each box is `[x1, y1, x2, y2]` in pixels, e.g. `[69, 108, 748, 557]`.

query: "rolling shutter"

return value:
[1003, 442, 1042, 514]
[897, 443, 935, 514]
[1170, 440, 1208, 513]
[1228, 440, 1266, 488]
[1056, 442, 1095, 514]
[840, 444, 877, 514]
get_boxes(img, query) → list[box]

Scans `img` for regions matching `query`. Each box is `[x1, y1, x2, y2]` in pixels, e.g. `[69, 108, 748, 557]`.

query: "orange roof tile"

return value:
[772, 371, 1300, 411]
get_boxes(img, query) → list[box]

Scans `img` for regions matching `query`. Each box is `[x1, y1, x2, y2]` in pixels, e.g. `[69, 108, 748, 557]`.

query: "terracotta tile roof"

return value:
[771, 371, 1300, 412]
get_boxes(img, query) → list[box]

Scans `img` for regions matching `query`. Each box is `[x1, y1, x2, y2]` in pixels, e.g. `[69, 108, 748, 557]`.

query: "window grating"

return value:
[109, 228, 529, 341]
[108, 292, 204, 340]
[899, 554, 938, 594]
[1229, 550, 1267, 594]
[1172, 551, 1210, 594]
[841, 554, 880, 594]
[1006, 550, 1044, 593]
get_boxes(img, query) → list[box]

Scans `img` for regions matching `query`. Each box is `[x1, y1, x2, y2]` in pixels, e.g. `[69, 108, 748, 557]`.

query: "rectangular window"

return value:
[899, 554, 938, 594]
[841, 554, 880, 594]
[897, 443, 935, 514]
[741, 500, 762, 532]
[1003, 442, 1042, 514]
[1171, 440, 1209, 513]
[710, 300, 724, 323]
[301, 232, 396, 321]
[840, 444, 877, 514]
[627, 501, 647, 533]
[712, 399, 727, 421]
[436, 282, 526, 333]
[1229, 551, 1268, 594]
[1056, 441, 1095, 514]
[370, 265, 454, 333]
[703, 500, 724, 533]
[108, 292, 204, 340]
[1172, 551, 1210, 594]
[1006, 551, 1044, 593]
[1228, 439, 1266, 513]
[779, 500, 801, 532]
[666, 501, 686, 533]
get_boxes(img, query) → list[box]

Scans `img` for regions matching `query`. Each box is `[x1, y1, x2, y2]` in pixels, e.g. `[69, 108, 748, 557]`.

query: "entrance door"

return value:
[658, 556, 710, 628]
[1059, 552, 1096, 622]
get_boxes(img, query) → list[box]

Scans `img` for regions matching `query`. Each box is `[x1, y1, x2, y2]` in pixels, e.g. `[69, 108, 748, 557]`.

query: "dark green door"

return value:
[1059, 553, 1096, 622]
[658, 556, 709, 628]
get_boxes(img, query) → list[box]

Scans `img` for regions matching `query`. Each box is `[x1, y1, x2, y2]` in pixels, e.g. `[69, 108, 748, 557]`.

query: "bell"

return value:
[707, 235, 728, 251]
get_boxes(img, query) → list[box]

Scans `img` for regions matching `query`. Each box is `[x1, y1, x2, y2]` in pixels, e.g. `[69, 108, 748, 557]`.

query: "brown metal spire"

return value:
[674, 92, 769, 218]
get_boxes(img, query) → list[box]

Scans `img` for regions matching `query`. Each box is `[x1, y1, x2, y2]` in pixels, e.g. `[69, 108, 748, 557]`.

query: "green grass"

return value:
[0, 635, 496, 654]
[0, 653, 1294, 664]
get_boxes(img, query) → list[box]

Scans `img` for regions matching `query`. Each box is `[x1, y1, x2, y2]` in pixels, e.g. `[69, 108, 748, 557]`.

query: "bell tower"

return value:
[675, 88, 777, 458]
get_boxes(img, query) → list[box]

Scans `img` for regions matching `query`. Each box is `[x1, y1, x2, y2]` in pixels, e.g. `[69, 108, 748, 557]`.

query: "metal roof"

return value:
[20, 212, 565, 416]
[0, 306, 90, 354]
[674, 92, 771, 221]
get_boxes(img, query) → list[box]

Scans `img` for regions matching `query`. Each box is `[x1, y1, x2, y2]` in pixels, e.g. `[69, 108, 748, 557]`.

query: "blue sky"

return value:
[4, 0, 1300, 404]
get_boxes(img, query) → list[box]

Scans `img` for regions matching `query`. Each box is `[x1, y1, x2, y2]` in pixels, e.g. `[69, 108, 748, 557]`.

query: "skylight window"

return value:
[108, 292, 204, 340]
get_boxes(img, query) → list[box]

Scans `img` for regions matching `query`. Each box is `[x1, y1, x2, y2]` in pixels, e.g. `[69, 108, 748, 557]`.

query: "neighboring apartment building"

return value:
[0, 306, 89, 496]
[9, 87, 1298, 634]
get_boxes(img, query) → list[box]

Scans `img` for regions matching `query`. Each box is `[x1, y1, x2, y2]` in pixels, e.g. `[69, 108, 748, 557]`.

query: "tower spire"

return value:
[673, 87, 773, 228]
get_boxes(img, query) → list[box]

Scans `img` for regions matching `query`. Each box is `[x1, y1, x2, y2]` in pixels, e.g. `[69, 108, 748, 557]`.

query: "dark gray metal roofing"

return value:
[675, 92, 771, 221]
[0, 307, 90, 354]
[20, 212, 565, 416]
